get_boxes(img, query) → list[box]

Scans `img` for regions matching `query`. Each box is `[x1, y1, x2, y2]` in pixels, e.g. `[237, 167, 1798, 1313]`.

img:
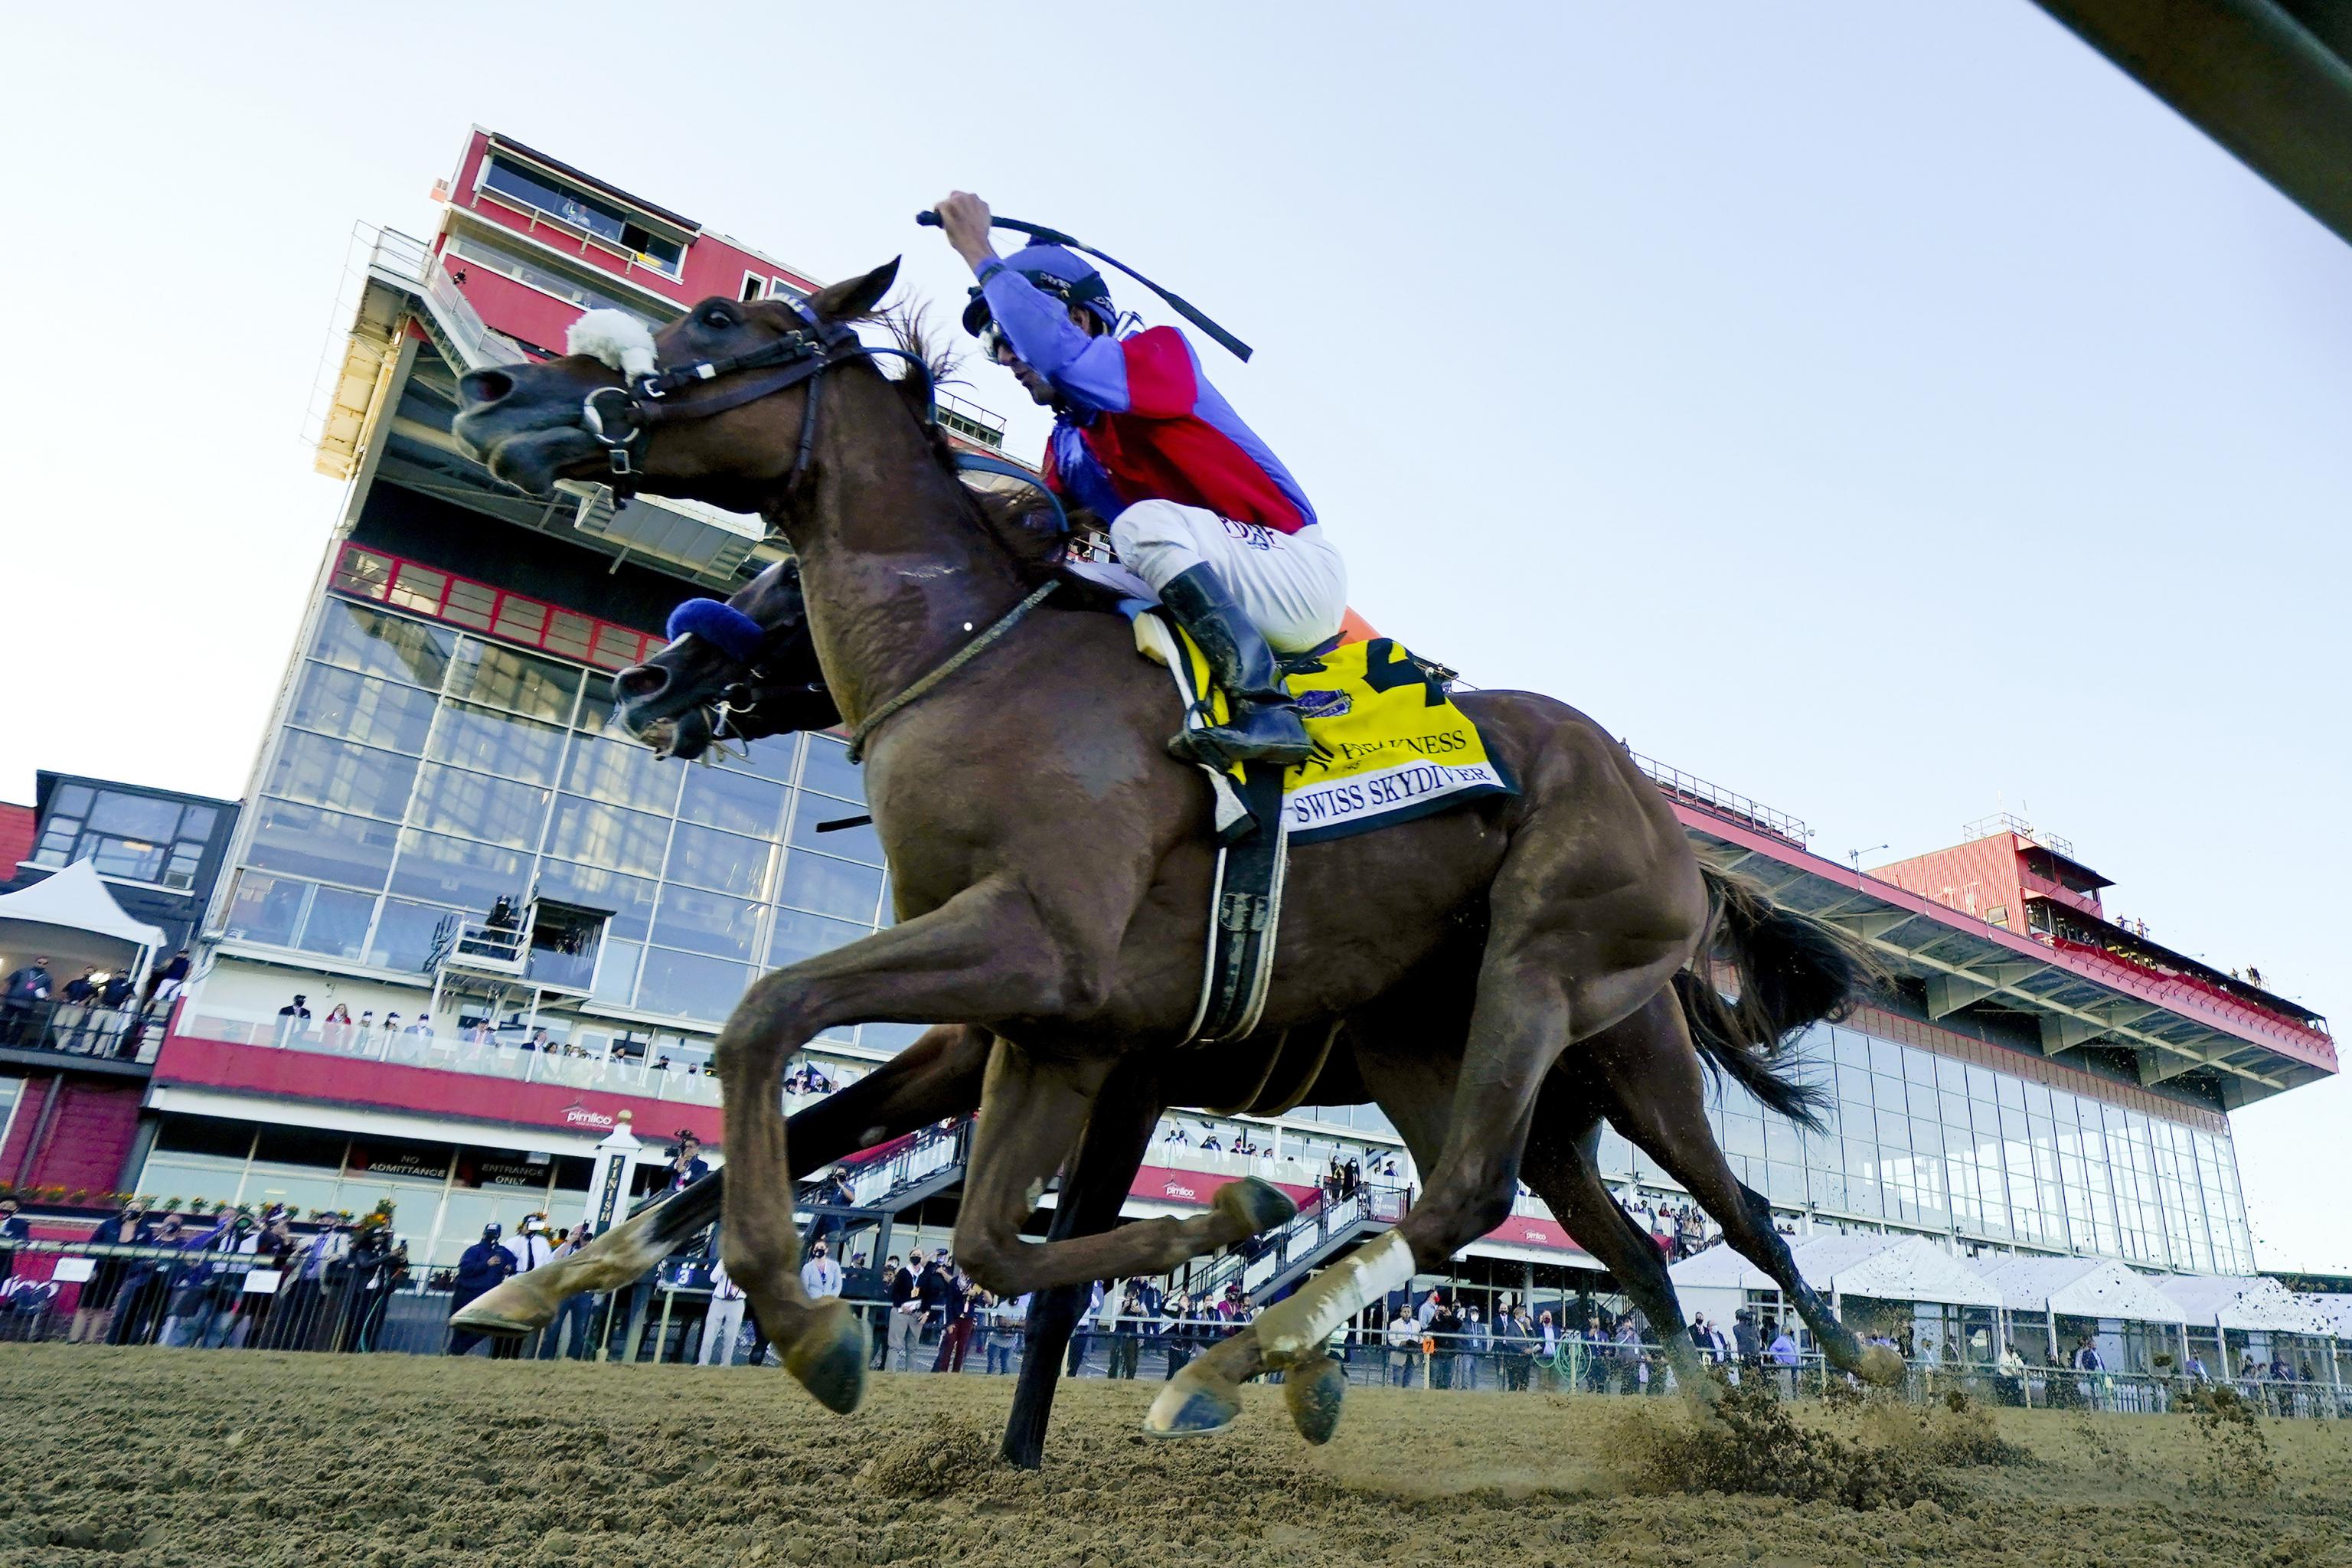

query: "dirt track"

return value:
[2, 1345, 2346, 1567]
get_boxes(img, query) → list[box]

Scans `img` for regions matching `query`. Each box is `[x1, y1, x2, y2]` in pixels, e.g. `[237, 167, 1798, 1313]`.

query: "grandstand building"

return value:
[70, 130, 2331, 1312]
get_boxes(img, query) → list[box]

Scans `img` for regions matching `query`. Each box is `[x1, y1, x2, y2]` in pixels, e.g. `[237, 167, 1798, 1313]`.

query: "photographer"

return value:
[446, 1223, 517, 1357]
[663, 1133, 709, 1195]
[541, 1223, 599, 1361]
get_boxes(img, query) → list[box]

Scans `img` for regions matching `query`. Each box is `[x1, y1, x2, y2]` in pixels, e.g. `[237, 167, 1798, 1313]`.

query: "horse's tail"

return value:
[1674, 861, 1889, 1135]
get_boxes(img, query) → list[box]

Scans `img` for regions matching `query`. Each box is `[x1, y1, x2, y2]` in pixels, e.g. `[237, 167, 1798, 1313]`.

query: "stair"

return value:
[1178, 1184, 1406, 1306]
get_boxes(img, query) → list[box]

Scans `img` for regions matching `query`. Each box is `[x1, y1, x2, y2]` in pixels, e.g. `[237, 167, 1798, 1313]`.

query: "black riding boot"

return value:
[1158, 564, 1315, 769]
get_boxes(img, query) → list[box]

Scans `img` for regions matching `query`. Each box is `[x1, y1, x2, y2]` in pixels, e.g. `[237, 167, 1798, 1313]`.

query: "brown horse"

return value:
[451, 265, 1860, 1442]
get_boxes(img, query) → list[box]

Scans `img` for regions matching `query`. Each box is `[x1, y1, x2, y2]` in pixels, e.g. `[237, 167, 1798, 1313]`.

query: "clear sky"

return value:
[3, 5, 2344, 1269]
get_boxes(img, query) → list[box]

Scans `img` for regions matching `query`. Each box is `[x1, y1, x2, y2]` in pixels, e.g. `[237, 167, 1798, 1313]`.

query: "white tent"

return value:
[2296, 1293, 2352, 1341]
[2160, 1272, 2334, 1334]
[1976, 1254, 2192, 1324]
[0, 859, 168, 980]
[1670, 1232, 2001, 1321]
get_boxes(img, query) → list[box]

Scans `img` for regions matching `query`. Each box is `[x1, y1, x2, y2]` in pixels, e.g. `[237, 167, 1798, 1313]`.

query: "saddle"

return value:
[1132, 612, 1514, 1045]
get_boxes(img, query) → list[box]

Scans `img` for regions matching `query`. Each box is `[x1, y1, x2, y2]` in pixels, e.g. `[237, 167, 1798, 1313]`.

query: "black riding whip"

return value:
[916, 210, 1254, 362]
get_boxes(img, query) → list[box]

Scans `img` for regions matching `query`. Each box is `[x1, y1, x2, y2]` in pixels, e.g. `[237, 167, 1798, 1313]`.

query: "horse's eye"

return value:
[701, 309, 732, 329]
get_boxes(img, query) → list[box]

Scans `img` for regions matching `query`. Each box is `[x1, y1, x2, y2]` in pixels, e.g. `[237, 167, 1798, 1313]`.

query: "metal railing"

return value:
[0, 995, 169, 1066]
[167, 1001, 884, 1111]
[1631, 752, 1810, 847]
[1177, 1184, 1406, 1306]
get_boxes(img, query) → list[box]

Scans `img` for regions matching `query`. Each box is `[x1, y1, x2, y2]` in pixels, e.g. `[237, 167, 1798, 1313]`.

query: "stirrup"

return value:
[1168, 707, 1315, 770]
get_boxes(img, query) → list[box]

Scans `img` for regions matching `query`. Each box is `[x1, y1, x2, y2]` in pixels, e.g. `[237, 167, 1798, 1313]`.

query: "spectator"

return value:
[321, 1004, 354, 1052]
[542, 1224, 599, 1361]
[229, 1206, 296, 1349]
[262, 1215, 347, 1350]
[699, 1253, 747, 1366]
[664, 1134, 709, 1195]
[145, 947, 192, 1010]
[918, 1249, 954, 1357]
[1498, 1305, 1535, 1391]
[1067, 1279, 1106, 1375]
[1160, 1290, 1195, 1379]
[2, 956, 52, 1046]
[1733, 1308, 1761, 1370]
[1459, 1304, 1488, 1390]
[985, 1291, 1025, 1374]
[67, 1201, 151, 1344]
[1426, 1295, 1459, 1389]
[0, 1201, 25, 1288]
[1104, 1281, 1144, 1379]
[1994, 1341, 2027, 1406]
[161, 1207, 251, 1349]
[933, 1263, 977, 1374]
[1344, 1158, 1361, 1196]
[504, 1212, 555, 1276]
[273, 994, 312, 1045]
[446, 1223, 518, 1357]
[800, 1238, 842, 1300]
[1769, 1322, 1800, 1395]
[1384, 1303, 1420, 1387]
[885, 1254, 923, 1372]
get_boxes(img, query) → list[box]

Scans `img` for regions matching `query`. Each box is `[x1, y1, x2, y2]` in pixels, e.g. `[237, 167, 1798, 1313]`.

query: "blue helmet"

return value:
[962, 243, 1119, 337]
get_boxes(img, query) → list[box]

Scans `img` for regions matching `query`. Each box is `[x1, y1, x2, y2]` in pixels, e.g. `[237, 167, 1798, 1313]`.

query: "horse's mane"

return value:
[873, 302, 1123, 609]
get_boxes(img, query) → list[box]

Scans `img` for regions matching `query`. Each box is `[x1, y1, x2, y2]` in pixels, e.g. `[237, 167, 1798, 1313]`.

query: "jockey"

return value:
[935, 191, 1344, 769]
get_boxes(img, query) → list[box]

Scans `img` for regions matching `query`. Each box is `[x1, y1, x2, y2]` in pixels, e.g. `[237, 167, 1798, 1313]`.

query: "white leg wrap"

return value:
[1262, 1230, 1414, 1363]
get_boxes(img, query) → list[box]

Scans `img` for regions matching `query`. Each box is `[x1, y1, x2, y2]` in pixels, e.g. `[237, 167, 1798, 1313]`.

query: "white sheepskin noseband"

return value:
[567, 309, 659, 381]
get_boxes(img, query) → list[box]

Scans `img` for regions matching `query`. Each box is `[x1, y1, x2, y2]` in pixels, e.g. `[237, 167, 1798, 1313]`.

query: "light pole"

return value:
[1847, 844, 1888, 875]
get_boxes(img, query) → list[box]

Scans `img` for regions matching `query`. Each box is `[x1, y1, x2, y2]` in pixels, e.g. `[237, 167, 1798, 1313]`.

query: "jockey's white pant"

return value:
[1109, 501, 1348, 654]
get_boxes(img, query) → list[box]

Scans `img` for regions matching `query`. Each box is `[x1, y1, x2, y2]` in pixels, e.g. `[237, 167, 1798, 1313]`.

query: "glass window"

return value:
[649, 886, 763, 960]
[767, 908, 870, 969]
[387, 829, 532, 913]
[248, 798, 400, 890]
[789, 792, 882, 865]
[289, 662, 439, 753]
[593, 939, 643, 1005]
[367, 897, 458, 972]
[723, 732, 802, 785]
[220, 871, 305, 946]
[794, 737, 859, 805]
[430, 701, 568, 786]
[446, 637, 582, 724]
[1872, 1075, 1909, 1117]
[665, 823, 773, 900]
[293, 884, 374, 961]
[313, 599, 454, 688]
[87, 791, 185, 841]
[779, 850, 884, 923]
[87, 834, 170, 884]
[635, 948, 750, 1024]
[267, 730, 420, 820]
[1867, 1037, 1903, 1077]
[562, 733, 681, 815]
[1934, 1056, 1968, 1093]
[536, 859, 658, 942]
[53, 783, 94, 818]
[407, 763, 554, 850]
[544, 796, 670, 880]
[679, 766, 788, 840]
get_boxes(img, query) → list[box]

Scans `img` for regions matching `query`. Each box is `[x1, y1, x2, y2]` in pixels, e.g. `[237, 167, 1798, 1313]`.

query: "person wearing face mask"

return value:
[799, 1237, 842, 1301]
[448, 1223, 518, 1357]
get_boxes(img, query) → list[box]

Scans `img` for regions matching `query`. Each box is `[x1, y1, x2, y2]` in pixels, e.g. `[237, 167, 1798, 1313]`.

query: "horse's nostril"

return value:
[459, 369, 516, 407]
[613, 663, 669, 704]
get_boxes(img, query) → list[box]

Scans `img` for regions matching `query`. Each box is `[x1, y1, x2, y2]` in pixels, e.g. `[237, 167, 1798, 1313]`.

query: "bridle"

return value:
[579, 298, 910, 500]
[586, 295, 1071, 762]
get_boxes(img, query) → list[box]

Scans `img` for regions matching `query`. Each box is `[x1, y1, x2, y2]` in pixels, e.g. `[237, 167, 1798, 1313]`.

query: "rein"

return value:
[844, 579, 1059, 763]
[599, 300, 1068, 766]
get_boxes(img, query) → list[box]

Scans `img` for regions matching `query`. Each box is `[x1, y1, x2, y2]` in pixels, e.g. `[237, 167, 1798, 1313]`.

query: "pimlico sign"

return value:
[560, 1102, 616, 1130]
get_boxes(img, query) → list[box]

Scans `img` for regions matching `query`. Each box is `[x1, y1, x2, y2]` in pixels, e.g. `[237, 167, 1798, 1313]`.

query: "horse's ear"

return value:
[809, 258, 900, 322]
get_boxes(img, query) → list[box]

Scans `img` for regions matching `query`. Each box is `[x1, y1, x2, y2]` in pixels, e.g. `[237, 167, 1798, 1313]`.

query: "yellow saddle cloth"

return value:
[1136, 616, 1516, 844]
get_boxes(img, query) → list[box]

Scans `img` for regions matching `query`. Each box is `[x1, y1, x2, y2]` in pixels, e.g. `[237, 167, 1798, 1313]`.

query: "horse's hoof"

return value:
[783, 1299, 870, 1415]
[1144, 1368, 1243, 1439]
[1282, 1355, 1348, 1445]
[448, 1280, 550, 1337]
[1214, 1176, 1297, 1238]
[1857, 1345, 1904, 1387]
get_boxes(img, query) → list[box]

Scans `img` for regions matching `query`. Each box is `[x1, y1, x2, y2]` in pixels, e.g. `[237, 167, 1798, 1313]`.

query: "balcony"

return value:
[0, 997, 165, 1074]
